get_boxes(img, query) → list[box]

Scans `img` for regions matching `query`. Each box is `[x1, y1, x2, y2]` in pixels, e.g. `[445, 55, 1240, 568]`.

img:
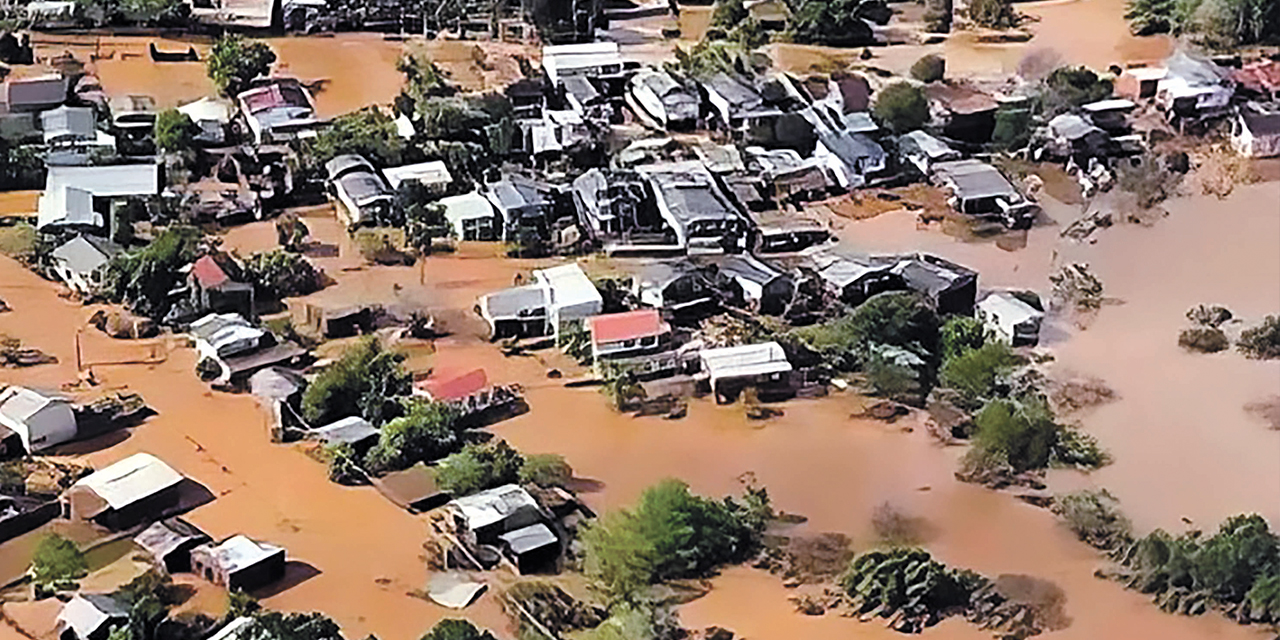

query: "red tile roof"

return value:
[421, 368, 488, 401]
[1235, 61, 1280, 94]
[589, 309, 669, 344]
[191, 255, 229, 289]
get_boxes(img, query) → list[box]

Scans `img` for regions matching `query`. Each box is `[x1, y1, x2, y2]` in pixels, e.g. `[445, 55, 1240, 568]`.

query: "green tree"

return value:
[1053, 489, 1133, 550]
[308, 108, 404, 169]
[793, 291, 941, 371]
[244, 612, 343, 640]
[240, 250, 324, 301]
[939, 340, 1019, 407]
[1237, 315, 1280, 359]
[433, 441, 524, 496]
[580, 479, 767, 600]
[872, 82, 931, 134]
[30, 534, 87, 586]
[970, 396, 1064, 472]
[421, 619, 496, 640]
[301, 337, 411, 427]
[363, 400, 461, 475]
[790, 0, 880, 47]
[940, 315, 987, 362]
[206, 35, 276, 97]
[991, 106, 1032, 150]
[910, 54, 945, 83]
[1040, 66, 1113, 116]
[120, 0, 190, 24]
[101, 225, 202, 318]
[967, 0, 1021, 28]
[711, 0, 747, 27]
[153, 109, 198, 154]
[397, 182, 449, 253]
[519, 453, 574, 487]
[275, 213, 310, 252]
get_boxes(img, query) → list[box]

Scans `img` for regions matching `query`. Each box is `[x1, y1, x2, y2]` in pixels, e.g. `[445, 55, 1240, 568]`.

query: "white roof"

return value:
[535, 263, 603, 312]
[46, 163, 160, 198]
[542, 42, 624, 84]
[1124, 67, 1167, 81]
[37, 186, 98, 229]
[977, 292, 1044, 326]
[202, 535, 284, 573]
[73, 453, 185, 510]
[448, 484, 539, 531]
[177, 97, 235, 124]
[1081, 99, 1137, 112]
[382, 161, 453, 190]
[208, 617, 257, 640]
[0, 386, 76, 453]
[439, 192, 495, 224]
[700, 342, 792, 378]
[0, 386, 65, 423]
[57, 595, 128, 640]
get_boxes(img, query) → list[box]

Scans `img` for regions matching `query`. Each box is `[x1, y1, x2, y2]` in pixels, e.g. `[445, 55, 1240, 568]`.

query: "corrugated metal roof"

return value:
[311, 416, 378, 445]
[199, 535, 284, 573]
[535, 263, 603, 311]
[40, 106, 96, 143]
[382, 161, 452, 190]
[73, 453, 185, 510]
[499, 523, 557, 555]
[51, 235, 118, 276]
[700, 341, 791, 378]
[421, 368, 488, 402]
[449, 484, 540, 531]
[589, 309, 668, 344]
[45, 163, 160, 198]
[57, 594, 128, 640]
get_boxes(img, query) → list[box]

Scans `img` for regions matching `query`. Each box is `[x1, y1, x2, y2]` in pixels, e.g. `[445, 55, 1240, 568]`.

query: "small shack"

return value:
[309, 416, 379, 449]
[498, 523, 559, 574]
[891, 254, 978, 316]
[134, 517, 211, 573]
[62, 453, 187, 530]
[56, 594, 129, 640]
[50, 235, 120, 297]
[438, 192, 498, 241]
[190, 535, 286, 591]
[699, 342, 793, 403]
[1231, 111, 1280, 159]
[446, 484, 546, 543]
[977, 291, 1044, 347]
[0, 386, 77, 456]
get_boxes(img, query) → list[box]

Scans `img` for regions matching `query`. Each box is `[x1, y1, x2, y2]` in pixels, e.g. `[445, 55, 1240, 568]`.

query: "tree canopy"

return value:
[580, 479, 770, 600]
[363, 400, 461, 475]
[154, 109, 198, 154]
[432, 440, 525, 496]
[30, 534, 87, 587]
[101, 226, 202, 318]
[301, 337, 411, 427]
[420, 619, 496, 640]
[872, 82, 931, 134]
[1126, 0, 1280, 45]
[206, 35, 276, 97]
[939, 340, 1019, 408]
[307, 108, 405, 170]
[789, 0, 881, 47]
[240, 250, 324, 301]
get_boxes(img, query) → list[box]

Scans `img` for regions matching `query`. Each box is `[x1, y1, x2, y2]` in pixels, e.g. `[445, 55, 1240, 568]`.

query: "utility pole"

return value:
[75, 329, 83, 372]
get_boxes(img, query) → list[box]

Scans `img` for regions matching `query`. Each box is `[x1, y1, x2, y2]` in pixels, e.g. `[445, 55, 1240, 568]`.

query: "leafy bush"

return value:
[940, 316, 987, 362]
[580, 479, 769, 599]
[790, 0, 879, 47]
[1238, 316, 1280, 360]
[1186, 304, 1233, 328]
[301, 337, 411, 427]
[992, 107, 1032, 151]
[519, 454, 574, 487]
[307, 108, 404, 170]
[30, 534, 87, 587]
[910, 54, 945, 83]
[433, 441, 525, 496]
[1053, 489, 1132, 550]
[839, 548, 984, 621]
[925, 0, 954, 32]
[865, 350, 924, 403]
[101, 226, 202, 318]
[872, 82, 930, 134]
[1178, 327, 1229, 353]
[972, 398, 1057, 472]
[967, 0, 1021, 29]
[789, 292, 940, 372]
[249, 612, 344, 640]
[1040, 66, 1113, 116]
[939, 341, 1019, 407]
[363, 401, 461, 475]
[154, 109, 198, 154]
[206, 35, 276, 97]
[240, 250, 324, 301]
[711, 0, 747, 27]
[421, 619, 496, 640]
[601, 371, 647, 412]
[1125, 0, 1280, 46]
[325, 443, 364, 485]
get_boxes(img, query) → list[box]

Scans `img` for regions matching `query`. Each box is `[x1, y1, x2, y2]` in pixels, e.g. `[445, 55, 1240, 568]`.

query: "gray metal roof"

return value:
[890, 254, 976, 296]
[703, 73, 765, 113]
[820, 131, 885, 167]
[932, 160, 1018, 201]
[325, 154, 376, 181]
[135, 518, 210, 560]
[336, 171, 391, 204]
[51, 235, 120, 276]
[41, 106, 96, 142]
[4, 75, 66, 109]
[311, 416, 379, 446]
[499, 523, 557, 555]
[481, 285, 547, 319]
[638, 161, 741, 224]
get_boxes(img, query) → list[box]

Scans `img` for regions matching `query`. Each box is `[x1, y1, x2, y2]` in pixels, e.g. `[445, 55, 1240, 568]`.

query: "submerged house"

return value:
[189, 313, 305, 386]
[571, 168, 676, 249]
[636, 161, 750, 253]
[897, 130, 960, 177]
[891, 253, 978, 316]
[38, 163, 160, 231]
[926, 83, 999, 143]
[628, 69, 700, 130]
[477, 263, 603, 340]
[62, 453, 188, 529]
[50, 235, 121, 297]
[804, 251, 905, 307]
[56, 594, 129, 640]
[484, 176, 558, 241]
[1155, 51, 1234, 123]
[695, 254, 794, 316]
[309, 416, 379, 449]
[236, 78, 319, 145]
[382, 161, 452, 193]
[447, 483, 559, 573]
[814, 131, 887, 190]
[1230, 110, 1280, 158]
[587, 309, 677, 377]
[631, 261, 725, 314]
[438, 192, 499, 241]
[134, 517, 211, 573]
[542, 42, 632, 98]
[700, 342, 793, 403]
[931, 160, 1037, 228]
[0, 386, 77, 457]
[977, 291, 1044, 346]
[191, 535, 286, 591]
[3, 75, 66, 113]
[189, 254, 254, 319]
[325, 155, 393, 229]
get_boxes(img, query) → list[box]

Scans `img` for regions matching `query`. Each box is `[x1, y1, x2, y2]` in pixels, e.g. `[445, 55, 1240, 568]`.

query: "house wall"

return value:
[936, 279, 978, 316]
[15, 403, 77, 453]
[94, 485, 184, 530]
[227, 552, 286, 591]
